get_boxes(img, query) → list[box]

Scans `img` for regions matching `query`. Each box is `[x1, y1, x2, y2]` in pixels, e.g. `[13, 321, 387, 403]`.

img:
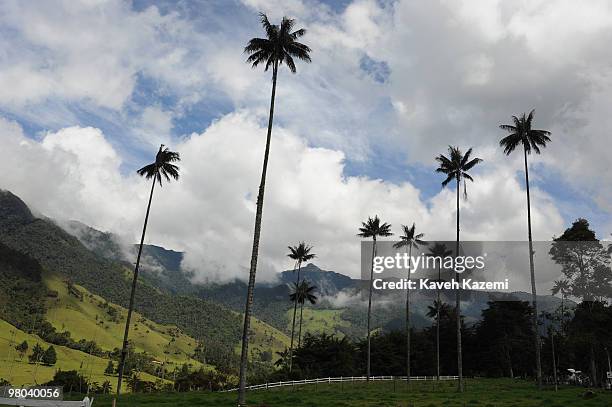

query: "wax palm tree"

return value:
[358, 215, 393, 382]
[289, 281, 318, 348]
[427, 242, 452, 380]
[393, 223, 425, 385]
[238, 14, 311, 405]
[427, 300, 452, 320]
[116, 145, 180, 396]
[500, 110, 551, 389]
[287, 243, 315, 370]
[435, 146, 482, 392]
[551, 279, 570, 333]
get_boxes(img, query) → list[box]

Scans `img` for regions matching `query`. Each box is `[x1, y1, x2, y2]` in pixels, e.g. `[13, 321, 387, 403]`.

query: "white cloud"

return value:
[0, 114, 565, 283]
[0, 0, 609, 280]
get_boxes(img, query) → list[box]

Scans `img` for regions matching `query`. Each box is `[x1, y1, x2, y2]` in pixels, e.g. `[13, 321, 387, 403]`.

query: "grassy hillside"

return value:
[239, 316, 290, 362]
[0, 319, 160, 388]
[286, 308, 350, 338]
[44, 274, 203, 368]
[1, 272, 290, 388]
[0, 191, 243, 361]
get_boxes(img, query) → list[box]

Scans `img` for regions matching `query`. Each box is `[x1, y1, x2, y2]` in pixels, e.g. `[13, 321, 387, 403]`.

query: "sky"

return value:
[0, 0, 610, 282]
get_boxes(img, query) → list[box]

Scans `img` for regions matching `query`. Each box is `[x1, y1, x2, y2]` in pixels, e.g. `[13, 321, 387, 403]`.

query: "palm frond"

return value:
[441, 174, 454, 188]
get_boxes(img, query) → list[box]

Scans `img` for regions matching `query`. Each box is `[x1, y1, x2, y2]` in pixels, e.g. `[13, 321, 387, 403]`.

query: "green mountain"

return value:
[0, 190, 290, 388]
[57, 212, 569, 339]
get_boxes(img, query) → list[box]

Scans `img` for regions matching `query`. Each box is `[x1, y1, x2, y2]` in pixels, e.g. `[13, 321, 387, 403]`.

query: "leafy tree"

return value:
[105, 360, 115, 375]
[287, 242, 316, 370]
[393, 223, 425, 385]
[274, 349, 290, 370]
[427, 243, 452, 380]
[45, 370, 89, 394]
[117, 145, 180, 396]
[15, 340, 28, 360]
[42, 345, 57, 366]
[293, 333, 359, 378]
[28, 343, 44, 364]
[238, 14, 312, 405]
[475, 301, 534, 378]
[435, 145, 482, 392]
[550, 219, 612, 302]
[358, 215, 393, 382]
[499, 109, 551, 388]
[549, 219, 612, 386]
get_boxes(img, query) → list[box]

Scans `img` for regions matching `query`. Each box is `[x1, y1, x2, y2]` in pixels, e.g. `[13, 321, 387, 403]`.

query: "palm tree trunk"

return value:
[116, 177, 156, 396]
[366, 237, 377, 382]
[560, 292, 565, 334]
[406, 244, 412, 385]
[524, 146, 542, 389]
[436, 265, 441, 381]
[504, 334, 513, 378]
[551, 331, 558, 391]
[456, 176, 463, 392]
[298, 301, 304, 348]
[237, 62, 278, 406]
[289, 261, 302, 371]
[590, 344, 597, 387]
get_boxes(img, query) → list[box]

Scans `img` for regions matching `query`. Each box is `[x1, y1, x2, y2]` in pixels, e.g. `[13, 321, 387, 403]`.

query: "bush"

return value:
[45, 370, 89, 393]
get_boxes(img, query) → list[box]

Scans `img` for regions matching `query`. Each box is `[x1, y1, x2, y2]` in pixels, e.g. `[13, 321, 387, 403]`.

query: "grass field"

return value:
[44, 274, 203, 369]
[0, 319, 163, 387]
[240, 315, 291, 361]
[89, 378, 612, 406]
[285, 308, 349, 338]
[0, 274, 290, 389]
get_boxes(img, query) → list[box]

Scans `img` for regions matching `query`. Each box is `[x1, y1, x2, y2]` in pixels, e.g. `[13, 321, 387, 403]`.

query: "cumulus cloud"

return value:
[0, 0, 607, 282]
[0, 113, 565, 283]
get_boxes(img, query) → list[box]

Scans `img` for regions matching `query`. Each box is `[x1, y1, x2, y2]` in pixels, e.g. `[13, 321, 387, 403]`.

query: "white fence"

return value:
[222, 375, 458, 392]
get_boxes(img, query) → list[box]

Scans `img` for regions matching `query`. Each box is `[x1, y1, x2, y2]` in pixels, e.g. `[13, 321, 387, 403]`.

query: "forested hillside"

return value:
[0, 191, 245, 373]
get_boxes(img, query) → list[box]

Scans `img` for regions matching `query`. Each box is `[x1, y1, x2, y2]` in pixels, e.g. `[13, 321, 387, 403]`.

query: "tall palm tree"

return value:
[435, 146, 482, 392]
[358, 215, 392, 382]
[289, 281, 318, 348]
[427, 242, 452, 380]
[551, 279, 570, 333]
[116, 145, 180, 396]
[238, 13, 311, 405]
[500, 109, 551, 389]
[287, 242, 316, 370]
[393, 223, 425, 385]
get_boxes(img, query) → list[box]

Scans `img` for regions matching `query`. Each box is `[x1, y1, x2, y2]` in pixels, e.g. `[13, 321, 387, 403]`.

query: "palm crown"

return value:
[435, 146, 482, 198]
[136, 145, 180, 186]
[428, 242, 452, 258]
[244, 13, 312, 73]
[287, 242, 316, 264]
[290, 281, 318, 305]
[393, 223, 425, 250]
[426, 300, 451, 319]
[551, 279, 571, 296]
[499, 110, 551, 155]
[358, 216, 393, 240]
